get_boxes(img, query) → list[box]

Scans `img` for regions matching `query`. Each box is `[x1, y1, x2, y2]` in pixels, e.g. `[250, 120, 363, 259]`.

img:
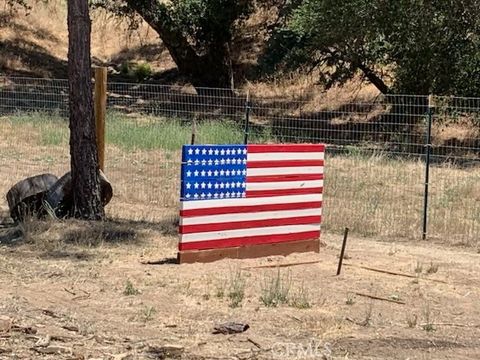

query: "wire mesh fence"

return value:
[0, 76, 479, 244]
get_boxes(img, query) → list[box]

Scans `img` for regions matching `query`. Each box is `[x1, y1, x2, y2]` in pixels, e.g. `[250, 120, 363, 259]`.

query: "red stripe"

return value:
[246, 187, 323, 197]
[247, 160, 324, 168]
[179, 231, 320, 251]
[247, 174, 324, 183]
[248, 144, 325, 153]
[180, 215, 321, 234]
[180, 201, 322, 217]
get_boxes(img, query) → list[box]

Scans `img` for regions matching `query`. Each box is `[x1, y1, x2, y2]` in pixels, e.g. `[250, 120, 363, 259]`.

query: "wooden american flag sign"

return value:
[178, 144, 324, 261]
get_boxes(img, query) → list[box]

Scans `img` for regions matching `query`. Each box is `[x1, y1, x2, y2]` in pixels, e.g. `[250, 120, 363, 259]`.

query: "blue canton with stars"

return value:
[181, 145, 247, 201]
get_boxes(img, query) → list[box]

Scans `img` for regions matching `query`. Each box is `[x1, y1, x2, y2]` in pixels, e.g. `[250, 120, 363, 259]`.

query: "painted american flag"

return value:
[179, 144, 324, 251]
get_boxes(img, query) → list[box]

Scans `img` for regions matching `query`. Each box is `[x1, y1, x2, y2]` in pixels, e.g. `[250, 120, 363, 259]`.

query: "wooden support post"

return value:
[94, 67, 107, 171]
[336, 227, 349, 275]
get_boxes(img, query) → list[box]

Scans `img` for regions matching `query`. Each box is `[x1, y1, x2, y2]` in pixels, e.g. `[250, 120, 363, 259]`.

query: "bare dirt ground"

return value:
[1, 222, 479, 360]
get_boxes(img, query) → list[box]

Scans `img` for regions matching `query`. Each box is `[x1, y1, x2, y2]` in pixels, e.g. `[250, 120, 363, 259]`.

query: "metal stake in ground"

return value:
[422, 95, 435, 240]
[191, 119, 197, 145]
[336, 227, 349, 276]
[243, 90, 251, 144]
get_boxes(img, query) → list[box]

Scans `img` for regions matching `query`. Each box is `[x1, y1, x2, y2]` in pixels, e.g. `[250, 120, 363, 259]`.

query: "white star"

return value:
[226, 158, 231, 165]
[231, 158, 236, 165]
[214, 183, 219, 189]
[200, 193, 206, 198]
[231, 182, 236, 188]
[195, 148, 200, 155]
[214, 159, 220, 165]
[219, 192, 224, 198]
[220, 170, 225, 176]
[207, 170, 212, 176]
[220, 159, 225, 165]
[194, 170, 199, 176]
[236, 170, 241, 176]
[207, 182, 212, 189]
[225, 192, 231, 198]
[200, 170, 206, 176]
[201, 182, 206, 189]
[243, 159, 247, 164]
[208, 148, 213, 155]
[220, 149, 225, 155]
[213, 170, 219, 176]
[225, 170, 230, 176]
[188, 148, 194, 155]
[220, 183, 225, 189]
[214, 193, 219, 198]
[237, 191, 242, 197]
[194, 182, 199, 189]
[187, 159, 193, 164]
[226, 149, 231, 155]
[201, 159, 206, 165]
[242, 182, 246, 188]
[236, 182, 241, 187]
[214, 149, 219, 155]
[242, 170, 246, 175]
[194, 193, 199, 199]
[185, 194, 191, 198]
[225, 183, 230, 189]
[194, 160, 200, 165]
[207, 193, 212, 198]
[207, 159, 213, 165]
[202, 149, 207, 155]
[186, 171, 192, 177]
[242, 149, 247, 154]
[186, 183, 192, 189]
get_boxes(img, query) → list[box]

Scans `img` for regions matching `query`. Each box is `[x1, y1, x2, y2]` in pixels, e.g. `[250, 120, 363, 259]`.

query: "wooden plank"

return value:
[94, 67, 107, 171]
[178, 238, 320, 264]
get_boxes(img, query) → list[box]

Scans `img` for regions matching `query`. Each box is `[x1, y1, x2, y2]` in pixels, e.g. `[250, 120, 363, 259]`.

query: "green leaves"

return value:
[264, 0, 480, 96]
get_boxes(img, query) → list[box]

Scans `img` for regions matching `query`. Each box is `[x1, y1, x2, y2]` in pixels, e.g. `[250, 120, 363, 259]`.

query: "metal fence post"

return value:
[422, 95, 435, 240]
[94, 67, 107, 171]
[243, 90, 251, 144]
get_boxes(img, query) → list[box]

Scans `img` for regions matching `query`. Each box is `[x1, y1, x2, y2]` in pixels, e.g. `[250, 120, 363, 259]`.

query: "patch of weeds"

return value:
[406, 313, 418, 328]
[414, 261, 423, 274]
[345, 292, 355, 305]
[215, 279, 226, 299]
[260, 268, 291, 307]
[123, 279, 140, 296]
[422, 302, 435, 332]
[228, 269, 246, 308]
[202, 294, 210, 301]
[289, 282, 312, 309]
[140, 306, 156, 322]
[426, 261, 439, 274]
[361, 302, 373, 326]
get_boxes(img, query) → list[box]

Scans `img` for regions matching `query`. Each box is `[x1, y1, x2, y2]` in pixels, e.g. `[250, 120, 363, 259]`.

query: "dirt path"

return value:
[1, 229, 479, 359]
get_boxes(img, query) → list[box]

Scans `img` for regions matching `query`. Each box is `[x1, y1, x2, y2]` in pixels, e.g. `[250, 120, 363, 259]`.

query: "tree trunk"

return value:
[125, 0, 233, 89]
[67, 0, 105, 220]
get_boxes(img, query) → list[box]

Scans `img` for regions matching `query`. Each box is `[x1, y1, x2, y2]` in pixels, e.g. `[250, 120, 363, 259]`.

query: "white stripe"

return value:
[247, 180, 323, 191]
[247, 166, 324, 176]
[180, 224, 321, 243]
[181, 193, 323, 210]
[180, 208, 322, 226]
[248, 152, 324, 161]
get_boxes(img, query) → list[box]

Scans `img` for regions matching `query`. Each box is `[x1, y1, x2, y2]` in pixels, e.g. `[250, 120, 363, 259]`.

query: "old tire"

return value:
[45, 170, 113, 218]
[6, 174, 59, 222]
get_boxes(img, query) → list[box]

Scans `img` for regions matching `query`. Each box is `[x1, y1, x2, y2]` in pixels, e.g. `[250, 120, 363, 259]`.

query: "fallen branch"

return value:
[420, 322, 480, 328]
[247, 338, 262, 349]
[344, 264, 447, 284]
[354, 292, 406, 305]
[243, 260, 320, 270]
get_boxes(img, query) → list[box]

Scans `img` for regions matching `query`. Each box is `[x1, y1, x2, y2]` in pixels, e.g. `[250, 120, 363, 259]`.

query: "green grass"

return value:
[7, 111, 274, 151]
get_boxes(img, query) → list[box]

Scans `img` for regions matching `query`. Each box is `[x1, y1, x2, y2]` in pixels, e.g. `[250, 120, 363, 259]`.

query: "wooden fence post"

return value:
[94, 67, 107, 171]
